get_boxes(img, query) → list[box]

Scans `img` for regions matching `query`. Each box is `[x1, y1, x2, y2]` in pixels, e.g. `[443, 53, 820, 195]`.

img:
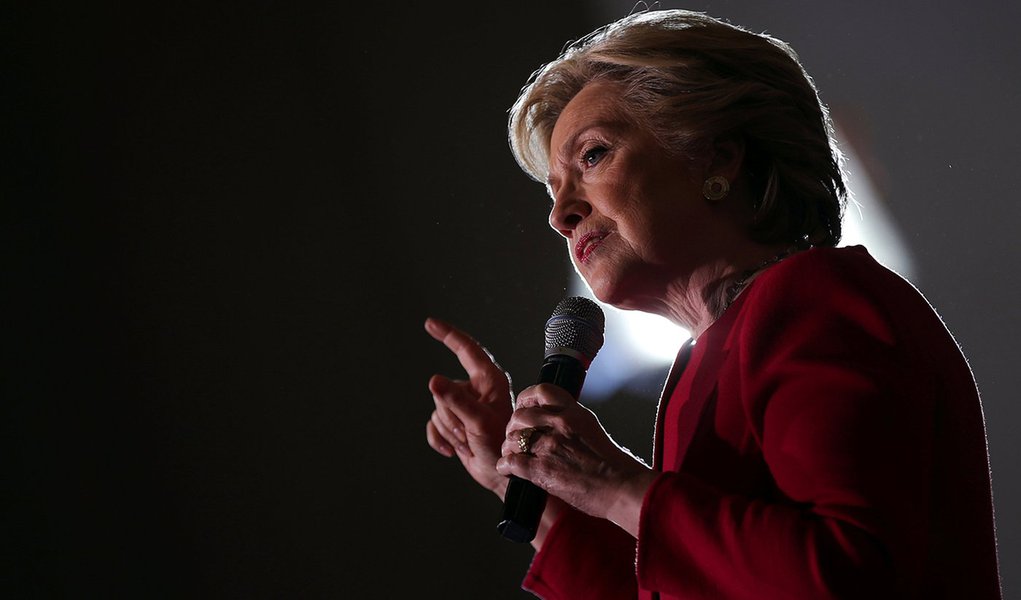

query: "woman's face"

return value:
[546, 80, 724, 312]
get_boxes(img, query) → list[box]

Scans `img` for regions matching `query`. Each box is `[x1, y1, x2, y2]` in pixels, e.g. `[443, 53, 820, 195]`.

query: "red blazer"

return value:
[523, 246, 1001, 599]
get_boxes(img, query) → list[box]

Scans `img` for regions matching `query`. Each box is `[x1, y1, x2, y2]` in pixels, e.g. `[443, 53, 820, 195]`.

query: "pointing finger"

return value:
[425, 318, 510, 390]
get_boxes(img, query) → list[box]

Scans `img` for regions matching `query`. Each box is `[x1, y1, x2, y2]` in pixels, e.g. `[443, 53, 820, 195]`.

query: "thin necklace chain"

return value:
[720, 245, 803, 314]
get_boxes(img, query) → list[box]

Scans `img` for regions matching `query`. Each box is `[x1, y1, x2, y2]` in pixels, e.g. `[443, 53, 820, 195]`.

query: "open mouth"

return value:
[575, 231, 609, 264]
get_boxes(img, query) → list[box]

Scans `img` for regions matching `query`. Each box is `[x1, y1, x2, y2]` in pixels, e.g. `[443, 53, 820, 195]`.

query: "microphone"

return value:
[497, 296, 605, 543]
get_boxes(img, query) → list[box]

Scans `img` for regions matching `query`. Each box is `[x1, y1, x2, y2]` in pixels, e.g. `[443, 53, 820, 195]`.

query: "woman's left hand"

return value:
[495, 383, 657, 530]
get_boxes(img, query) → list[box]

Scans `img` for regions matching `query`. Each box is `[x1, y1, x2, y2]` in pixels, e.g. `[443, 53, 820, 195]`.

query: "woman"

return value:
[424, 9, 1001, 599]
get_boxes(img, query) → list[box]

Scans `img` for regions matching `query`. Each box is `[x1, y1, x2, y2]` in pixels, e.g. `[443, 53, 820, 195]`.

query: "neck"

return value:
[660, 241, 803, 340]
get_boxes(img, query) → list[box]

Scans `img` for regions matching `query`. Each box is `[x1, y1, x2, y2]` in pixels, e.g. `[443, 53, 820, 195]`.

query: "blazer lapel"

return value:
[652, 338, 693, 470]
[673, 328, 731, 469]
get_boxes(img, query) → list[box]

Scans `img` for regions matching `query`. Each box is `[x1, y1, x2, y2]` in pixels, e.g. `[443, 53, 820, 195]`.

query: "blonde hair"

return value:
[508, 9, 847, 247]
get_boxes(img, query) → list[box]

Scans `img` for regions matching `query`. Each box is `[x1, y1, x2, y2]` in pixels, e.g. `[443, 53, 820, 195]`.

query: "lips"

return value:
[575, 231, 609, 264]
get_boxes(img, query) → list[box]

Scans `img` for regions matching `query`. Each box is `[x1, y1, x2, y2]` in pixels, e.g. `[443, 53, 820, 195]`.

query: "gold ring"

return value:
[517, 427, 536, 454]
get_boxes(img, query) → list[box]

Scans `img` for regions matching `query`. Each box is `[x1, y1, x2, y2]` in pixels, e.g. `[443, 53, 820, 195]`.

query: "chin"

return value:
[584, 275, 631, 310]
[578, 255, 652, 309]
[584, 270, 660, 315]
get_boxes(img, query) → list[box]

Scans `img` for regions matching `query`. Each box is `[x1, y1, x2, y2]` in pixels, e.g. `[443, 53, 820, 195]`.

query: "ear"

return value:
[704, 136, 745, 182]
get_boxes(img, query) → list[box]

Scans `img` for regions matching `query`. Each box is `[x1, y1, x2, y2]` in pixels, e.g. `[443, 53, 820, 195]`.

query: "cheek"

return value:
[614, 209, 663, 259]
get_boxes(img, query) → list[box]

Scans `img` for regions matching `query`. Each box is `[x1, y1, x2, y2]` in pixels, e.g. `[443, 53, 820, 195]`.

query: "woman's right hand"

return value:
[425, 317, 514, 498]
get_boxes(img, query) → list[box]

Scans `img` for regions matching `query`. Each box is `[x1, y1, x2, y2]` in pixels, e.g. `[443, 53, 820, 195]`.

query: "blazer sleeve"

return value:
[636, 251, 950, 598]
[523, 507, 638, 599]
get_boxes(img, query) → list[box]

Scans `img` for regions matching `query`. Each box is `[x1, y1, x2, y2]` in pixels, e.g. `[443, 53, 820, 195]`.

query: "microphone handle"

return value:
[497, 355, 586, 543]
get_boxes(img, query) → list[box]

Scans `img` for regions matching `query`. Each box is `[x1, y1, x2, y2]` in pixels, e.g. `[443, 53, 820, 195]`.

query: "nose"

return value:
[548, 183, 590, 239]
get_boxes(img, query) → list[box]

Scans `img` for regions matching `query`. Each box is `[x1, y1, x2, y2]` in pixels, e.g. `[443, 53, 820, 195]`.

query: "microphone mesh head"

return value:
[544, 296, 605, 365]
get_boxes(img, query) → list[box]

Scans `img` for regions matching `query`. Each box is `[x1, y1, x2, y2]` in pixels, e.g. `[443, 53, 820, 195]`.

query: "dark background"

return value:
[5, 1, 1019, 598]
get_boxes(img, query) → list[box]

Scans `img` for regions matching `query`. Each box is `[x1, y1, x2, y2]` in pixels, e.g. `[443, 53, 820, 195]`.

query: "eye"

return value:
[581, 145, 608, 168]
